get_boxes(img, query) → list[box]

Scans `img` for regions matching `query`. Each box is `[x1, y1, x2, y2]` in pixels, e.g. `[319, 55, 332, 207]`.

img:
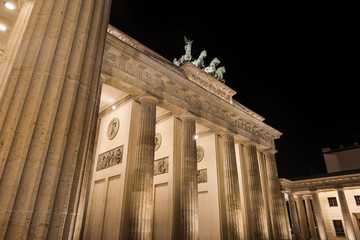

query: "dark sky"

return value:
[109, 1, 359, 179]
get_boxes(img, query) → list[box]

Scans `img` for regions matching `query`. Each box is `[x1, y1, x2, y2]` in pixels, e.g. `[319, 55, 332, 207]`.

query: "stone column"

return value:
[303, 195, 318, 240]
[295, 195, 310, 240]
[221, 133, 243, 239]
[311, 191, 327, 240]
[337, 188, 357, 240]
[129, 96, 158, 239]
[0, 0, 111, 239]
[264, 150, 290, 240]
[243, 142, 269, 239]
[257, 152, 273, 240]
[287, 193, 302, 240]
[180, 115, 199, 240]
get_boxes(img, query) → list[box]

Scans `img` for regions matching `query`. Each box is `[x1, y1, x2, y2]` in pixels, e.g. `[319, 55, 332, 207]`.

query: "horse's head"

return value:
[184, 36, 193, 51]
[199, 50, 207, 59]
[210, 57, 220, 67]
[217, 66, 226, 73]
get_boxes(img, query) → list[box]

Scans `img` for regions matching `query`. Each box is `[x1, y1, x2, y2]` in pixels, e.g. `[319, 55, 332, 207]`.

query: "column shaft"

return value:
[337, 188, 356, 240]
[304, 196, 318, 240]
[180, 116, 199, 240]
[288, 193, 302, 240]
[0, 0, 111, 238]
[129, 96, 158, 239]
[265, 151, 290, 240]
[221, 134, 243, 239]
[258, 152, 273, 240]
[311, 192, 327, 240]
[295, 195, 310, 240]
[244, 143, 269, 239]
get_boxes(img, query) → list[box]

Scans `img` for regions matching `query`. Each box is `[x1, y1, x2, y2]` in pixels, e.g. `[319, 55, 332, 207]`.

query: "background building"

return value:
[322, 143, 360, 173]
[280, 144, 360, 240]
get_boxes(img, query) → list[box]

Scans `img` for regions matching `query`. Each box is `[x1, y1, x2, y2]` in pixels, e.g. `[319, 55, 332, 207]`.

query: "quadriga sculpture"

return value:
[191, 50, 207, 68]
[173, 36, 193, 66]
[203, 57, 220, 76]
[214, 66, 226, 83]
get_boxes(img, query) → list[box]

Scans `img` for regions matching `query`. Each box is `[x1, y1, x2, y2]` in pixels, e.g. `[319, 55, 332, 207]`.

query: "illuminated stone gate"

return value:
[82, 26, 290, 239]
[0, 1, 289, 239]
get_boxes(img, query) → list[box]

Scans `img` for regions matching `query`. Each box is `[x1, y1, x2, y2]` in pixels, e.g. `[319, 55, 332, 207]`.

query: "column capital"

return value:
[241, 141, 257, 147]
[178, 113, 197, 121]
[263, 148, 278, 155]
[219, 132, 235, 138]
[138, 95, 158, 104]
[294, 194, 304, 199]
[303, 194, 312, 200]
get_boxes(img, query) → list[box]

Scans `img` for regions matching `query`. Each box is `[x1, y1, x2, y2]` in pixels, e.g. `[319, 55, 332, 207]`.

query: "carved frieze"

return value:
[104, 52, 118, 67]
[154, 157, 169, 176]
[96, 145, 124, 171]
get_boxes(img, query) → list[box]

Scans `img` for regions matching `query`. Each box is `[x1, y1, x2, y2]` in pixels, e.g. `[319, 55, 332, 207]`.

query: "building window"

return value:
[328, 197, 338, 207]
[355, 195, 360, 205]
[333, 220, 345, 237]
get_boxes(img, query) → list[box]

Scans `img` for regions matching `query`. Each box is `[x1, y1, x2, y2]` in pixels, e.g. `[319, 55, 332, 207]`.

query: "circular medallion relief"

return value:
[197, 146, 204, 162]
[155, 132, 162, 151]
[107, 118, 120, 140]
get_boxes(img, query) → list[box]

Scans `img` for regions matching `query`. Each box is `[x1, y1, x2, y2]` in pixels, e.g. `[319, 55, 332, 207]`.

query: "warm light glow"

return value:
[194, 135, 198, 140]
[3, 2, 15, 10]
[112, 105, 116, 110]
[0, 24, 6, 31]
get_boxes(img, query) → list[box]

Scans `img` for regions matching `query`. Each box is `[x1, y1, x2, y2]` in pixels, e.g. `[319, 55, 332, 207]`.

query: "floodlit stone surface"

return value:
[0, 2, 299, 239]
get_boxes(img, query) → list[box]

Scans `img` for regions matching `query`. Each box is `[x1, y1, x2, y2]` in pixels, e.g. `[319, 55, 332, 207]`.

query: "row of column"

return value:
[286, 188, 357, 240]
[128, 96, 290, 239]
[288, 192, 326, 240]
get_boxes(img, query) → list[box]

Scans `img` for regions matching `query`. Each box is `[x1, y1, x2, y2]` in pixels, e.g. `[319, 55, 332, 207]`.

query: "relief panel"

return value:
[154, 157, 169, 176]
[96, 145, 124, 171]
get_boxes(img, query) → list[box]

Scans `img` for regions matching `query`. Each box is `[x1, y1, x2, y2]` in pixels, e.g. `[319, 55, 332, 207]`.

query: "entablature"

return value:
[279, 172, 360, 193]
[102, 26, 282, 149]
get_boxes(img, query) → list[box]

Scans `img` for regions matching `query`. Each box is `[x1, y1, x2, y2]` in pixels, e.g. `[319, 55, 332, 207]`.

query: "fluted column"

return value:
[311, 191, 327, 240]
[287, 193, 302, 240]
[180, 115, 199, 240]
[0, 0, 111, 239]
[243, 142, 269, 239]
[337, 188, 356, 240]
[129, 95, 158, 239]
[221, 133, 243, 239]
[303, 195, 318, 240]
[264, 150, 290, 240]
[295, 195, 310, 240]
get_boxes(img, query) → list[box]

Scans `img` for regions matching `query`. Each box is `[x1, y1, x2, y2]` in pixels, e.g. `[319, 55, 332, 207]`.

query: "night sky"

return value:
[108, 1, 359, 179]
